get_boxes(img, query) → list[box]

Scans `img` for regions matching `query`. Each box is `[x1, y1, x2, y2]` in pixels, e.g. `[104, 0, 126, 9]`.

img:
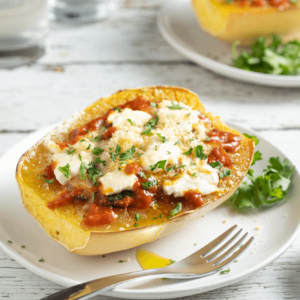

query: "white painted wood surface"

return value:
[0, 0, 300, 299]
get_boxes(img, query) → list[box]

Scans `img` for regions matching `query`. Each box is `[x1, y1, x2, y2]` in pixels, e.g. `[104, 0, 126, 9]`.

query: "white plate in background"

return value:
[0, 122, 299, 299]
[157, 0, 300, 87]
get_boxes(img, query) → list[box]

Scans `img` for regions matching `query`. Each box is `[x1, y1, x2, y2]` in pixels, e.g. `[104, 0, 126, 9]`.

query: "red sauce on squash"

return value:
[184, 191, 203, 208]
[125, 162, 142, 175]
[206, 129, 241, 153]
[208, 146, 233, 168]
[101, 127, 117, 140]
[232, 0, 290, 7]
[47, 187, 81, 209]
[83, 205, 117, 227]
[44, 162, 57, 180]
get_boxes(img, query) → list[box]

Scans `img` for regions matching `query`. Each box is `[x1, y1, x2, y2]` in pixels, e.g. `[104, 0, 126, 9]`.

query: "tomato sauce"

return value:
[101, 127, 117, 140]
[44, 162, 57, 180]
[83, 205, 117, 227]
[206, 129, 241, 153]
[208, 146, 233, 168]
[125, 162, 142, 175]
[184, 191, 203, 208]
[231, 0, 291, 7]
[47, 187, 81, 209]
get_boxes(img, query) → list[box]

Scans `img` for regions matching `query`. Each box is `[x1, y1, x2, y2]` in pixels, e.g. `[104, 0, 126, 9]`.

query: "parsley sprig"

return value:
[232, 35, 300, 75]
[141, 113, 158, 136]
[230, 134, 295, 209]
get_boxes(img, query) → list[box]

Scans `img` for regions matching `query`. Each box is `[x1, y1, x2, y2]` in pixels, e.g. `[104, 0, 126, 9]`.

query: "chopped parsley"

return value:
[150, 102, 157, 107]
[92, 146, 104, 156]
[21, 245, 25, 248]
[80, 139, 86, 142]
[142, 181, 154, 190]
[165, 167, 172, 172]
[138, 171, 147, 179]
[203, 137, 211, 141]
[39, 258, 45, 262]
[150, 160, 167, 171]
[120, 146, 136, 161]
[78, 154, 82, 161]
[141, 113, 158, 136]
[94, 157, 106, 166]
[86, 144, 91, 150]
[156, 133, 168, 143]
[90, 135, 102, 142]
[153, 217, 158, 220]
[65, 148, 76, 155]
[159, 214, 162, 219]
[167, 101, 185, 110]
[133, 223, 139, 227]
[220, 268, 230, 274]
[110, 144, 121, 161]
[119, 260, 124, 263]
[35, 175, 54, 185]
[135, 213, 142, 222]
[127, 119, 135, 126]
[192, 173, 197, 177]
[183, 148, 193, 155]
[58, 163, 70, 178]
[209, 161, 231, 179]
[194, 145, 207, 160]
[169, 259, 175, 265]
[114, 107, 122, 113]
[174, 140, 181, 146]
[169, 202, 182, 218]
[7, 240, 12, 244]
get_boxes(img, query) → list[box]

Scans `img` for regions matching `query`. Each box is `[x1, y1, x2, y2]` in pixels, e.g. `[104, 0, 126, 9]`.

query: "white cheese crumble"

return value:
[163, 165, 219, 197]
[107, 108, 152, 128]
[140, 136, 181, 172]
[53, 151, 93, 185]
[99, 170, 137, 195]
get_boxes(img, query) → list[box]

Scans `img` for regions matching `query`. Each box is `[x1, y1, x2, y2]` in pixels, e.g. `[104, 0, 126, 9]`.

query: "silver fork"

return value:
[41, 225, 253, 300]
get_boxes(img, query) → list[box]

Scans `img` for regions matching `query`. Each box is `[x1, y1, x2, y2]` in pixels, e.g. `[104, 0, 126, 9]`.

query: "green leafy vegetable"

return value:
[232, 35, 300, 75]
[110, 144, 121, 161]
[169, 202, 182, 218]
[120, 146, 136, 160]
[92, 146, 104, 156]
[58, 163, 70, 178]
[167, 101, 185, 110]
[183, 148, 193, 155]
[66, 148, 76, 155]
[141, 113, 158, 136]
[156, 133, 168, 143]
[209, 161, 231, 179]
[230, 156, 295, 209]
[35, 175, 54, 185]
[194, 145, 207, 160]
[90, 135, 102, 142]
[150, 160, 167, 171]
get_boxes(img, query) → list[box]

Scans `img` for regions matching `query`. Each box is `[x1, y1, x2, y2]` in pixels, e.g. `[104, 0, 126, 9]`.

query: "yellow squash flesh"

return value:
[192, 0, 300, 45]
[16, 86, 254, 255]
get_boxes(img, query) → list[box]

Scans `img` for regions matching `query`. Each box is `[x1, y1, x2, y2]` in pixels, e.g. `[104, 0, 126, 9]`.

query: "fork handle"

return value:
[41, 268, 166, 300]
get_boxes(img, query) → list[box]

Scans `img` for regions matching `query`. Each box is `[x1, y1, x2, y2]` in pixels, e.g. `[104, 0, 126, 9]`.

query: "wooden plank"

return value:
[0, 131, 300, 299]
[1, 64, 300, 132]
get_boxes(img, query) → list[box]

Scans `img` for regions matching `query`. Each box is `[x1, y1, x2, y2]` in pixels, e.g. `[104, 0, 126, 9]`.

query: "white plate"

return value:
[157, 0, 300, 88]
[0, 122, 300, 299]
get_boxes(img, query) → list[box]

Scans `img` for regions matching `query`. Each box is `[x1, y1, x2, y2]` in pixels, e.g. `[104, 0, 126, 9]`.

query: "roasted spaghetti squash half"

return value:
[193, 0, 300, 45]
[16, 86, 254, 255]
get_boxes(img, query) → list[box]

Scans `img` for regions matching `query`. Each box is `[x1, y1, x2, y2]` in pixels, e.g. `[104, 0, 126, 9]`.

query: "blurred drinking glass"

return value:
[48, 0, 122, 24]
[0, 0, 48, 69]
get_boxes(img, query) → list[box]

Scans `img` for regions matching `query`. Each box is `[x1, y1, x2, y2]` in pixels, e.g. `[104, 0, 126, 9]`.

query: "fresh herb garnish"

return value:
[90, 135, 102, 142]
[91, 191, 97, 205]
[232, 35, 300, 75]
[243, 133, 262, 166]
[169, 202, 182, 218]
[107, 191, 134, 202]
[114, 107, 122, 113]
[35, 175, 54, 184]
[174, 140, 181, 146]
[58, 163, 70, 178]
[39, 258, 45, 262]
[120, 146, 136, 161]
[135, 213, 142, 222]
[21, 245, 25, 248]
[66, 148, 76, 155]
[150, 102, 157, 107]
[86, 144, 91, 150]
[183, 148, 193, 155]
[167, 101, 185, 110]
[141, 113, 158, 136]
[127, 119, 135, 126]
[169, 259, 175, 265]
[78, 154, 82, 161]
[133, 223, 138, 227]
[192, 173, 197, 177]
[8, 240, 12, 244]
[110, 144, 121, 161]
[149, 160, 167, 171]
[209, 161, 231, 179]
[220, 268, 230, 274]
[194, 145, 207, 160]
[92, 146, 104, 156]
[156, 133, 168, 143]
[142, 180, 155, 190]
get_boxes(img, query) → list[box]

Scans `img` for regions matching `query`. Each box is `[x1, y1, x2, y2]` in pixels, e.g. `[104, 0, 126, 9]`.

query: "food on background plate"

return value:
[232, 35, 300, 75]
[192, 0, 300, 45]
[16, 86, 254, 255]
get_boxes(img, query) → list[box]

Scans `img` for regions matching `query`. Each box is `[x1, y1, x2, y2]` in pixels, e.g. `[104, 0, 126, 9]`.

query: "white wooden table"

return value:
[1, 1, 300, 299]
